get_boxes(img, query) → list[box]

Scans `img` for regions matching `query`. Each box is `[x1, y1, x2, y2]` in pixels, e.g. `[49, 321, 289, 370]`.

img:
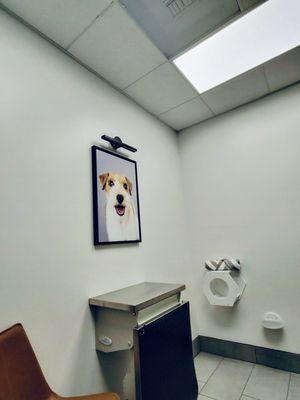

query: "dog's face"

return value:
[99, 172, 133, 217]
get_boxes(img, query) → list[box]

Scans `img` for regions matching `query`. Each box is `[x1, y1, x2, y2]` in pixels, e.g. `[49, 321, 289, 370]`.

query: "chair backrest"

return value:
[0, 324, 52, 400]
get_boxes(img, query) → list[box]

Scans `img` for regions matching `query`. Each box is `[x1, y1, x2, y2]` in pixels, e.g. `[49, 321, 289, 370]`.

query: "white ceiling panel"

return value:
[0, 0, 111, 48]
[158, 96, 214, 130]
[264, 46, 300, 92]
[124, 62, 198, 115]
[201, 67, 269, 115]
[68, 2, 166, 90]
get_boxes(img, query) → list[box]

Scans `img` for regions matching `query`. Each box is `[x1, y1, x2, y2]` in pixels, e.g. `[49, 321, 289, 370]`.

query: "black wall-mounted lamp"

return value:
[101, 135, 137, 153]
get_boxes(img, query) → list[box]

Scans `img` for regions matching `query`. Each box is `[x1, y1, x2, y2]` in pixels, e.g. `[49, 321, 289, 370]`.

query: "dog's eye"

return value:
[108, 180, 114, 187]
[123, 183, 128, 190]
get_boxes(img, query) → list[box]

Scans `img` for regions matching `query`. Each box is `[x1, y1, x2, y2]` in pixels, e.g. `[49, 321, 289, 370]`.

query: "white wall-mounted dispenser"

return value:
[203, 258, 246, 307]
[262, 312, 284, 330]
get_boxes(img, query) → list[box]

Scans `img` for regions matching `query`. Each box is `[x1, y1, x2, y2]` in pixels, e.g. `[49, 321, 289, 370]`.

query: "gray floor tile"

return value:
[201, 358, 253, 400]
[197, 380, 206, 393]
[288, 373, 300, 400]
[241, 397, 259, 400]
[194, 352, 223, 382]
[244, 364, 290, 400]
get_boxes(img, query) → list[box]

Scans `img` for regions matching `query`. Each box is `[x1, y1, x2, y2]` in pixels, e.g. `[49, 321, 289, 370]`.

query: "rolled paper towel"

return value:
[204, 260, 219, 271]
[218, 259, 228, 271]
[204, 259, 224, 271]
[223, 259, 241, 271]
[204, 258, 241, 271]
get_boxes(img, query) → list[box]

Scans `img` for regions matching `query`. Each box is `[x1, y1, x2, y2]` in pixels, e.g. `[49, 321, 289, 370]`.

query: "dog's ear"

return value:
[126, 177, 133, 195]
[99, 173, 109, 190]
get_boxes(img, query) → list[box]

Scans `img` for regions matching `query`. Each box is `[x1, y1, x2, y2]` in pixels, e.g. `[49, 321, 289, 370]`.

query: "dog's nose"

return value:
[117, 194, 124, 204]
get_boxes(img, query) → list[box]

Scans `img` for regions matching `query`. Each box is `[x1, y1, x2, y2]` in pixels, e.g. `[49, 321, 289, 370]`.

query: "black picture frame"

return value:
[92, 145, 142, 245]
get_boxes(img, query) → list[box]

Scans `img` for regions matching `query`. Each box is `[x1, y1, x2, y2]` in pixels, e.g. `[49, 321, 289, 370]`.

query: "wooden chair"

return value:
[0, 323, 119, 400]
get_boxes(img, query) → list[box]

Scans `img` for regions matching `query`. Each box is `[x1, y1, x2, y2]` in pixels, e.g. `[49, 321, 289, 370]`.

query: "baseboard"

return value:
[193, 335, 300, 374]
[192, 335, 201, 358]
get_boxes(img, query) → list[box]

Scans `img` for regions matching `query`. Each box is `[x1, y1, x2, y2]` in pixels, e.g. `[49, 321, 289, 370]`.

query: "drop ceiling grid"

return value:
[123, 61, 200, 115]
[0, 0, 197, 123]
[155, 61, 272, 128]
[202, 66, 270, 115]
[67, 2, 168, 90]
[0, 0, 114, 48]
[170, 45, 300, 130]
[0, 0, 169, 92]
[157, 92, 215, 118]
[65, 1, 115, 50]
[263, 45, 300, 92]
[1, 1, 300, 131]
[157, 95, 215, 130]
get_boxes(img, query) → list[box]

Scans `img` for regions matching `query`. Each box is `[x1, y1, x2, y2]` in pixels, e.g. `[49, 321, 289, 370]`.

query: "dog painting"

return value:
[92, 146, 141, 245]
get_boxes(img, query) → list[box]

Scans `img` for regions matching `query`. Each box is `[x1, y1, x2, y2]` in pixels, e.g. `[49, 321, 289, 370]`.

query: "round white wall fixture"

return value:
[262, 312, 284, 330]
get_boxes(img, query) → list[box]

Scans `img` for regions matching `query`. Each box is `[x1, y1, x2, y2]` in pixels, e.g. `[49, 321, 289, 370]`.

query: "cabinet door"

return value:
[134, 302, 198, 400]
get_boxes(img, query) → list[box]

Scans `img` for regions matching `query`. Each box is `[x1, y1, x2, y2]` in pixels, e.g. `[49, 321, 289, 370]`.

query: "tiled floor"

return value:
[195, 352, 300, 400]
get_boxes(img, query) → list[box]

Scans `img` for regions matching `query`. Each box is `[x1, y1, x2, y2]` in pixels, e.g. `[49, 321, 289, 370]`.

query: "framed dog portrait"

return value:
[92, 145, 142, 245]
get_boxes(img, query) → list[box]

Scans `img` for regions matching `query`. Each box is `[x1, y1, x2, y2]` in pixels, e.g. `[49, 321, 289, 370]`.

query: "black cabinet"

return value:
[134, 302, 198, 400]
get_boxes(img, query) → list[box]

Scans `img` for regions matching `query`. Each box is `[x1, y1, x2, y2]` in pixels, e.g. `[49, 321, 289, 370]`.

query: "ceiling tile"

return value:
[124, 62, 198, 115]
[237, 0, 265, 12]
[121, 0, 240, 58]
[158, 97, 214, 130]
[264, 46, 300, 92]
[68, 3, 166, 90]
[1, 0, 111, 48]
[201, 67, 269, 114]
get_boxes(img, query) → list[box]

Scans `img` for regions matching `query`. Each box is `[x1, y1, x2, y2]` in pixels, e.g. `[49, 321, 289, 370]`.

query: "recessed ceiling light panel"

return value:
[173, 0, 300, 93]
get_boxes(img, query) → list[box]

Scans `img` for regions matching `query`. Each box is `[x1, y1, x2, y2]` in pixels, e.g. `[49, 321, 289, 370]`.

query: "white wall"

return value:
[2, 5, 300, 398]
[0, 10, 189, 396]
[178, 83, 300, 353]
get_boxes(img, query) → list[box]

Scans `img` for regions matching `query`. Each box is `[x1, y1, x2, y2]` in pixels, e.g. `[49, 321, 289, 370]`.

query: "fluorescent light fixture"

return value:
[173, 0, 300, 94]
